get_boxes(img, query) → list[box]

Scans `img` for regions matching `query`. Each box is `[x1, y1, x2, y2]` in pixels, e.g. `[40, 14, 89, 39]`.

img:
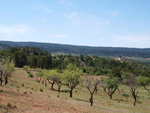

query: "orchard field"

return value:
[0, 68, 150, 113]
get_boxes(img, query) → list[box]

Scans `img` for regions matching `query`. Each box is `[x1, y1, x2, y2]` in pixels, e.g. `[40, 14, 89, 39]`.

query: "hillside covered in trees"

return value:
[1, 46, 150, 77]
[1, 41, 150, 58]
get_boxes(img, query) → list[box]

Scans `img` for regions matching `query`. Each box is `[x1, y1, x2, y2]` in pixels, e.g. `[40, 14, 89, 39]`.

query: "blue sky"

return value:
[0, 0, 150, 48]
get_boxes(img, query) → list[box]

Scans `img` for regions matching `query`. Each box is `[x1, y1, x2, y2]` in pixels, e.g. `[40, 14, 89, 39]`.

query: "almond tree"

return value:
[106, 77, 119, 99]
[55, 73, 63, 93]
[100, 77, 107, 93]
[44, 70, 58, 90]
[63, 64, 83, 97]
[84, 77, 100, 106]
[0, 58, 14, 86]
[137, 76, 150, 92]
[23, 65, 31, 74]
[123, 76, 139, 106]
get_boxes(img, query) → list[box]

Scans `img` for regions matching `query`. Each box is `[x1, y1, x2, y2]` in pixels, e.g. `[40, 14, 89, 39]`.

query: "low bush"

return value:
[62, 89, 71, 93]
[28, 74, 33, 78]
[7, 103, 11, 107]
[122, 93, 129, 97]
[40, 88, 43, 92]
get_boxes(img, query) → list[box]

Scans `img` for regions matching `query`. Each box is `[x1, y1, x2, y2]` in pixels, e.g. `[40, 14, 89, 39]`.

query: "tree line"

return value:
[1, 46, 150, 77]
[33, 63, 150, 106]
[1, 41, 150, 58]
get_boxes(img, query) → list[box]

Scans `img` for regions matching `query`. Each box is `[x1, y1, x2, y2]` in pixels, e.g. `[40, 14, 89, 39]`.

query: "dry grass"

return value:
[0, 68, 150, 113]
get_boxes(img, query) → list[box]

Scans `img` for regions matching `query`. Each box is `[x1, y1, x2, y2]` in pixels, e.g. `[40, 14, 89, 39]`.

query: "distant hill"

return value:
[0, 41, 150, 58]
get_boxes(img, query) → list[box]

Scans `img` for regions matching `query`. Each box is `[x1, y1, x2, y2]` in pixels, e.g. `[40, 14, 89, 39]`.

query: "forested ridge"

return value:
[1, 46, 150, 77]
[1, 41, 150, 58]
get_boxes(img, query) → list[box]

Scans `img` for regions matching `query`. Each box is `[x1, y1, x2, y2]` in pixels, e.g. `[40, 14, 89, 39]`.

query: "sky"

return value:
[0, 0, 150, 48]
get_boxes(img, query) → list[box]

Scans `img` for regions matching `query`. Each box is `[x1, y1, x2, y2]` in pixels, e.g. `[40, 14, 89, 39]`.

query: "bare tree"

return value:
[84, 77, 100, 106]
[123, 76, 139, 106]
[100, 77, 107, 93]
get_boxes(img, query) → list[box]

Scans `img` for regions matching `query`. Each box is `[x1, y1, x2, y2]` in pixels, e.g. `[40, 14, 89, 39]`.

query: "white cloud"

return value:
[64, 11, 81, 25]
[40, 18, 48, 22]
[31, 5, 52, 13]
[64, 11, 109, 34]
[52, 34, 69, 38]
[113, 33, 150, 48]
[58, 0, 73, 6]
[107, 11, 122, 16]
[0, 24, 34, 37]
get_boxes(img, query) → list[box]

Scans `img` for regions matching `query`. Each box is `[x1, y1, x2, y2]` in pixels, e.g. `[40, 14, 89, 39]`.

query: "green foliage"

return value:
[40, 88, 43, 92]
[7, 103, 11, 107]
[22, 83, 24, 87]
[63, 64, 83, 97]
[2, 41, 150, 58]
[106, 77, 119, 99]
[23, 65, 31, 73]
[44, 70, 58, 82]
[136, 100, 142, 104]
[122, 93, 129, 97]
[137, 76, 150, 86]
[28, 74, 33, 78]
[106, 77, 119, 89]
[14, 51, 27, 67]
[0, 58, 15, 85]
[109, 67, 122, 79]
[63, 64, 83, 88]
[62, 89, 71, 93]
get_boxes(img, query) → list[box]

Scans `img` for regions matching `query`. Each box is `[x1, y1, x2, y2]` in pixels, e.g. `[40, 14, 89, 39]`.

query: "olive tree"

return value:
[63, 64, 83, 97]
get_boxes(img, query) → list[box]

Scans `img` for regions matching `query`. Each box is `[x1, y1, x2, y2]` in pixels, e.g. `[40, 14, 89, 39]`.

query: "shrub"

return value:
[136, 100, 142, 104]
[62, 89, 71, 93]
[40, 88, 43, 92]
[28, 74, 33, 78]
[7, 103, 11, 107]
[122, 93, 129, 97]
[22, 84, 24, 87]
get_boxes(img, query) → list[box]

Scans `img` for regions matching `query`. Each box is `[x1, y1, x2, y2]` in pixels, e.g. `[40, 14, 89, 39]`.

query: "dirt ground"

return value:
[0, 68, 150, 113]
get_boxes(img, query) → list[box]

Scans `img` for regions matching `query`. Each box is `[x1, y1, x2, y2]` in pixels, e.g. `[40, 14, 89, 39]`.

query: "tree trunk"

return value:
[45, 81, 47, 87]
[89, 94, 94, 106]
[0, 76, 3, 86]
[133, 97, 136, 106]
[51, 82, 55, 90]
[5, 76, 8, 85]
[42, 80, 44, 84]
[58, 86, 61, 93]
[110, 94, 112, 99]
[70, 88, 73, 97]
[95, 88, 98, 94]
[0, 72, 3, 86]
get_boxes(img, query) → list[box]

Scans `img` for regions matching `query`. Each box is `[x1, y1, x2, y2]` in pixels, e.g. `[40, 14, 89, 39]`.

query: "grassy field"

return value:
[0, 68, 150, 113]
